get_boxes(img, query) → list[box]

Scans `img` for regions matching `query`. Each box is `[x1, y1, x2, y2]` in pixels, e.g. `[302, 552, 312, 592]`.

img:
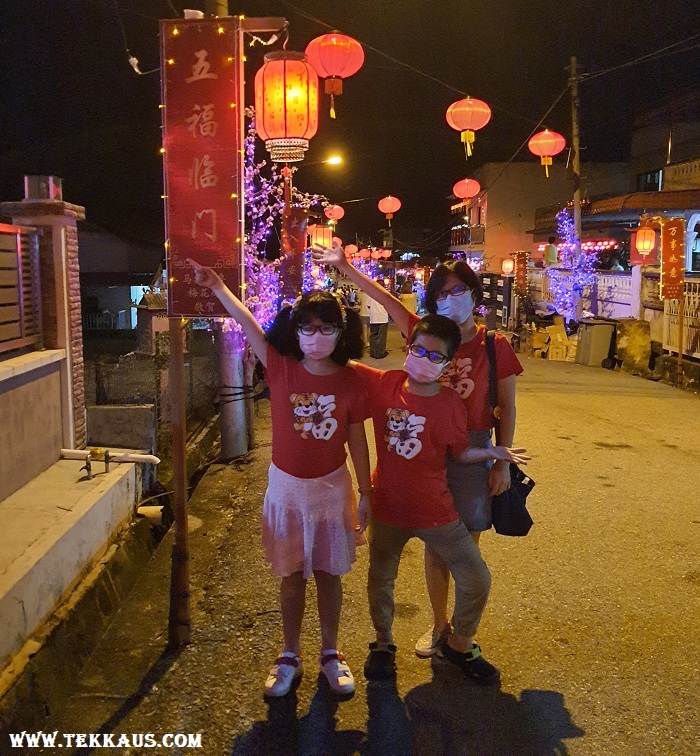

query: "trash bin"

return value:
[575, 319, 615, 367]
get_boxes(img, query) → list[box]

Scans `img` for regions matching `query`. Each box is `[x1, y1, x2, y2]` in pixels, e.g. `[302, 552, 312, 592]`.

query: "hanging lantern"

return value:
[635, 226, 656, 253]
[359, 248, 371, 258]
[381, 248, 392, 258]
[528, 129, 566, 178]
[378, 195, 401, 226]
[324, 204, 345, 221]
[446, 97, 491, 158]
[305, 33, 364, 118]
[371, 249, 382, 259]
[254, 51, 319, 162]
[344, 243, 358, 257]
[501, 258, 515, 275]
[452, 178, 481, 200]
[308, 224, 333, 250]
[332, 236, 343, 247]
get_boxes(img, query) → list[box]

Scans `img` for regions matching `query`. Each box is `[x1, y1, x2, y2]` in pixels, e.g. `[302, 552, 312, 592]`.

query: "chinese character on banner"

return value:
[161, 19, 242, 317]
[513, 250, 529, 296]
[279, 207, 309, 300]
[660, 219, 685, 300]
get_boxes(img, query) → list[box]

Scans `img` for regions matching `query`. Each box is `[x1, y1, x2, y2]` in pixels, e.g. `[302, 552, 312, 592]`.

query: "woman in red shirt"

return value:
[189, 260, 372, 699]
[312, 245, 523, 659]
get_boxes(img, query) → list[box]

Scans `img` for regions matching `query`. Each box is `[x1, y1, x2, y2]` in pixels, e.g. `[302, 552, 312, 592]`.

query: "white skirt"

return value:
[262, 462, 358, 578]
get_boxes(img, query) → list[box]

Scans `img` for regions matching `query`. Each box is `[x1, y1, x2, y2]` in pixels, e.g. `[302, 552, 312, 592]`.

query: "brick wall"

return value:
[66, 225, 86, 447]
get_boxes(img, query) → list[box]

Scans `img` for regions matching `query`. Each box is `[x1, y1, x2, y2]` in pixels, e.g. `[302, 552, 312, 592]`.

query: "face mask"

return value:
[298, 332, 339, 359]
[404, 353, 446, 383]
[436, 290, 474, 324]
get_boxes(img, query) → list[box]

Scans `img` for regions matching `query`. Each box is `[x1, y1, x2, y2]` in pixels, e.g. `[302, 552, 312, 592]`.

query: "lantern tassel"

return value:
[545, 164, 550, 178]
[330, 94, 336, 119]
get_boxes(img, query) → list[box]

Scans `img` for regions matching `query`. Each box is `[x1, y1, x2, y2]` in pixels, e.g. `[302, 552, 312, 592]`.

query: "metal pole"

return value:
[676, 286, 685, 388]
[168, 317, 190, 649]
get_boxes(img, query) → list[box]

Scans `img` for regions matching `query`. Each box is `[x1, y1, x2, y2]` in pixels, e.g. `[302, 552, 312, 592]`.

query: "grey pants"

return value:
[367, 517, 491, 639]
[369, 322, 388, 357]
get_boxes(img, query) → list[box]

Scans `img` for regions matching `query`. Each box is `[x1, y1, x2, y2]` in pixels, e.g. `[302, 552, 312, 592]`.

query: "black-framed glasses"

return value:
[436, 284, 469, 301]
[298, 323, 339, 336]
[408, 344, 448, 364]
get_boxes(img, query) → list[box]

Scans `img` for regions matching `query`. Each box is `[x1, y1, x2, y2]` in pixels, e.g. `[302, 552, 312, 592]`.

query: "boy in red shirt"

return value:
[354, 314, 529, 684]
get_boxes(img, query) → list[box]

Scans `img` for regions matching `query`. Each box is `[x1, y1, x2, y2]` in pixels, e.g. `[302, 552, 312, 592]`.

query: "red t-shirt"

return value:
[352, 362, 470, 529]
[407, 316, 524, 431]
[265, 348, 367, 479]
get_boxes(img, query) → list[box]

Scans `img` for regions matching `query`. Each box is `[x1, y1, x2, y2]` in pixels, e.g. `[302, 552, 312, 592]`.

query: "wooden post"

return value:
[168, 317, 190, 649]
[676, 286, 685, 388]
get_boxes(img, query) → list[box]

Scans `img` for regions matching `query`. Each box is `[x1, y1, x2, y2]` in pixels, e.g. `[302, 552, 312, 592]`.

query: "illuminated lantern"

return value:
[324, 204, 345, 221]
[528, 129, 566, 178]
[452, 178, 481, 200]
[635, 226, 656, 253]
[308, 224, 333, 250]
[332, 236, 343, 247]
[381, 248, 392, 258]
[446, 97, 491, 158]
[254, 51, 319, 162]
[371, 249, 382, 259]
[501, 258, 515, 275]
[305, 33, 364, 118]
[344, 243, 358, 257]
[359, 248, 371, 258]
[378, 195, 401, 226]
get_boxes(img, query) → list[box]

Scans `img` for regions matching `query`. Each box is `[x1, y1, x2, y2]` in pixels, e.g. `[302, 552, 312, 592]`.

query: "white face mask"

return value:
[298, 331, 339, 360]
[436, 290, 474, 324]
[404, 353, 446, 383]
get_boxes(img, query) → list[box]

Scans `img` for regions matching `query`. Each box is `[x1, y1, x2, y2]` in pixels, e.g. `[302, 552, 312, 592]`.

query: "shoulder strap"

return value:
[485, 330, 500, 442]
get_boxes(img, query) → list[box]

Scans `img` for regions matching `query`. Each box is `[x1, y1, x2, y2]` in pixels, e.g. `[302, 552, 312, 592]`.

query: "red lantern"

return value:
[378, 195, 401, 226]
[528, 129, 566, 178]
[324, 204, 345, 220]
[254, 51, 319, 162]
[371, 249, 382, 259]
[452, 178, 481, 200]
[446, 98, 491, 158]
[359, 248, 371, 258]
[344, 243, 358, 257]
[305, 33, 364, 118]
[635, 226, 656, 253]
[381, 248, 392, 259]
[332, 236, 343, 247]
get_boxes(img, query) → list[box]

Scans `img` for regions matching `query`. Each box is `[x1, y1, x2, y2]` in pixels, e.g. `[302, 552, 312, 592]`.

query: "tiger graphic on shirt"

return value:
[438, 356, 475, 399]
[290, 393, 338, 440]
[384, 408, 425, 460]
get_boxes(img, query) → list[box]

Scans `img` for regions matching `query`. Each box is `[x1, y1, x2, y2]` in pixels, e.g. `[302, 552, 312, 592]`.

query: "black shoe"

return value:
[364, 642, 397, 680]
[439, 639, 500, 685]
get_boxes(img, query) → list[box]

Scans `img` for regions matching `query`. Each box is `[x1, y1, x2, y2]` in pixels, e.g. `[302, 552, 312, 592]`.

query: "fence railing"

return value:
[663, 280, 700, 359]
[527, 268, 632, 318]
[0, 223, 42, 356]
[82, 310, 129, 331]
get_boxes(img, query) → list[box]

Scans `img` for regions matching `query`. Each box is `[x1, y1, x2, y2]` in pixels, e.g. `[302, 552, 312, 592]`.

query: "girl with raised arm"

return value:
[189, 259, 372, 698]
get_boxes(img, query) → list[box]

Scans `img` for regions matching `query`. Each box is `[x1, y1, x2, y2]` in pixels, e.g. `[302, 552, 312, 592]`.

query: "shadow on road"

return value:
[405, 659, 585, 755]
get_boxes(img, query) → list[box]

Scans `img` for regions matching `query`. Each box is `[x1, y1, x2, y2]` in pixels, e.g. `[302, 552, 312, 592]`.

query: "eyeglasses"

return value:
[298, 323, 339, 336]
[436, 284, 469, 301]
[408, 344, 448, 364]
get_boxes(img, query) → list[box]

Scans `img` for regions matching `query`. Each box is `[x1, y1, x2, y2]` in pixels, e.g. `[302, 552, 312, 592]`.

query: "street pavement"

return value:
[30, 326, 700, 755]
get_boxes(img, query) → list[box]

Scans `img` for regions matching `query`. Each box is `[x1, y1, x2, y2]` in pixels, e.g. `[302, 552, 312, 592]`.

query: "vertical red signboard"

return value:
[279, 206, 308, 301]
[513, 250, 529, 295]
[161, 19, 242, 316]
[660, 218, 685, 300]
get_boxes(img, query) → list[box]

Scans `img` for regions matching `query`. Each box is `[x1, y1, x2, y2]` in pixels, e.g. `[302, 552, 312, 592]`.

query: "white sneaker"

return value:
[320, 651, 355, 695]
[415, 625, 451, 658]
[264, 654, 303, 697]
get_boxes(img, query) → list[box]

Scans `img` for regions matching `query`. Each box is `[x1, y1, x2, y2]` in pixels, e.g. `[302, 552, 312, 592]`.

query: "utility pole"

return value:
[568, 56, 582, 248]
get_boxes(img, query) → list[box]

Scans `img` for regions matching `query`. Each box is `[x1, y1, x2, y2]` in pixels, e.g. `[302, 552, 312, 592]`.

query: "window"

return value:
[636, 170, 662, 192]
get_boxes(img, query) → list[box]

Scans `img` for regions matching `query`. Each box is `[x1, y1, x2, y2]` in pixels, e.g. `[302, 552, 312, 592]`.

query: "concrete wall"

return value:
[0, 361, 63, 501]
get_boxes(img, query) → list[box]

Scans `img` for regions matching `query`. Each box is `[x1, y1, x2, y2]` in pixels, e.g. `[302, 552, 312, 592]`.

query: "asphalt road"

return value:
[42, 326, 700, 755]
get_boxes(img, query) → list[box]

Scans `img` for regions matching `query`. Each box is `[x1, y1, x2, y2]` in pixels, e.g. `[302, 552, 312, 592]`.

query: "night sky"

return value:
[1, 0, 699, 253]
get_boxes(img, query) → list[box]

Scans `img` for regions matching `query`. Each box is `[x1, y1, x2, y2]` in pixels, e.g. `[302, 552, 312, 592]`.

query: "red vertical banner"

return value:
[513, 250, 529, 295]
[660, 218, 685, 300]
[161, 18, 242, 316]
[279, 206, 308, 300]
